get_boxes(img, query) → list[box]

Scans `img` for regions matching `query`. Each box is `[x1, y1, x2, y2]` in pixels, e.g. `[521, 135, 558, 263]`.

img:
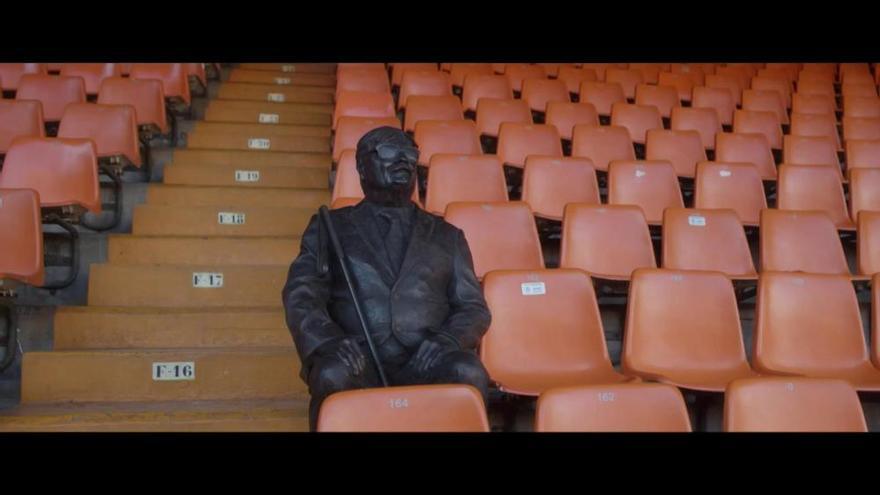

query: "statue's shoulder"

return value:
[415, 208, 461, 238]
[327, 202, 361, 220]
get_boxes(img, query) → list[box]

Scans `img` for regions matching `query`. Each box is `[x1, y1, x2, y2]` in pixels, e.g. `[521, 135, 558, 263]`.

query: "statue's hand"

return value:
[411, 335, 456, 373]
[334, 338, 367, 376]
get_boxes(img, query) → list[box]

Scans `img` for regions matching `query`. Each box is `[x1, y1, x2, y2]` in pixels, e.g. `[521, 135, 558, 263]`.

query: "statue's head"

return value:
[355, 126, 419, 207]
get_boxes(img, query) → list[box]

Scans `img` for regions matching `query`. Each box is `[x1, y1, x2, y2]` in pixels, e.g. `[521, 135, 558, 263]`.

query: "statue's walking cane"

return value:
[318, 206, 389, 387]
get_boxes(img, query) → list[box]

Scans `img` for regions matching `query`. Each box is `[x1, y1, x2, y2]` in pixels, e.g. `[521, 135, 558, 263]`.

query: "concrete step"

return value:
[238, 63, 336, 74]
[193, 121, 331, 138]
[106, 236, 300, 265]
[0, 398, 309, 431]
[163, 164, 328, 189]
[170, 148, 330, 169]
[205, 100, 332, 126]
[87, 263, 289, 307]
[54, 306, 292, 350]
[19, 348, 305, 403]
[132, 204, 313, 236]
[147, 185, 329, 207]
[217, 83, 333, 105]
[228, 69, 336, 88]
[186, 131, 329, 154]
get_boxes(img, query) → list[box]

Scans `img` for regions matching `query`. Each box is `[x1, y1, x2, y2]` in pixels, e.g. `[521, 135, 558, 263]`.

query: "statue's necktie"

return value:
[377, 210, 406, 276]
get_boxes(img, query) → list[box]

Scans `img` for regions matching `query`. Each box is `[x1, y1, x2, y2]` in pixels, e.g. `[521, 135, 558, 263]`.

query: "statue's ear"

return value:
[354, 152, 364, 178]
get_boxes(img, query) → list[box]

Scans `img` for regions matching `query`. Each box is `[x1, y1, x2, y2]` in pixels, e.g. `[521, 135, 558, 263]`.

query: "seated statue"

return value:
[282, 126, 491, 430]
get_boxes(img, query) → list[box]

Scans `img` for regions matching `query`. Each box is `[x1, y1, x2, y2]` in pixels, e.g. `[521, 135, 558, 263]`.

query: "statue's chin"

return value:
[362, 181, 415, 207]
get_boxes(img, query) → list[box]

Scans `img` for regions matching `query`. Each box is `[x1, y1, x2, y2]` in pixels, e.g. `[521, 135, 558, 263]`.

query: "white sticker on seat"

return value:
[235, 170, 260, 183]
[597, 392, 615, 402]
[281, 65, 296, 73]
[635, 169, 647, 178]
[274, 77, 291, 85]
[248, 138, 271, 150]
[719, 170, 732, 177]
[688, 215, 707, 227]
[258, 113, 280, 124]
[192, 272, 223, 288]
[153, 362, 195, 381]
[218, 212, 246, 225]
[267, 93, 286, 102]
[521, 282, 546, 296]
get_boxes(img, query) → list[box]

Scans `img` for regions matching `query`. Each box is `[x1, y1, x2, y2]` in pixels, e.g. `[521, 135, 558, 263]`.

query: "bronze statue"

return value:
[282, 127, 491, 430]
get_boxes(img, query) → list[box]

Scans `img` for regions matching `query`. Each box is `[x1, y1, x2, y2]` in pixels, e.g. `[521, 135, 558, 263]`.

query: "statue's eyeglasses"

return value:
[374, 143, 419, 163]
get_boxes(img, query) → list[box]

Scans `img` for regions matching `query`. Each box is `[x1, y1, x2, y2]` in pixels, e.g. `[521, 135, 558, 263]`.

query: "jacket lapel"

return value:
[393, 209, 436, 290]
[346, 203, 397, 288]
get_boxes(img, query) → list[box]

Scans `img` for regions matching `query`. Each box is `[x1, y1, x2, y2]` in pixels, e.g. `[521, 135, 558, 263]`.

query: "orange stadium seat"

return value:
[520, 78, 569, 113]
[0, 188, 44, 286]
[692, 86, 736, 126]
[645, 129, 707, 178]
[413, 120, 482, 167]
[694, 161, 767, 226]
[670, 107, 722, 150]
[333, 90, 395, 130]
[544, 102, 599, 141]
[661, 207, 757, 279]
[317, 384, 489, 432]
[759, 209, 850, 275]
[402, 95, 462, 133]
[776, 164, 853, 230]
[0, 100, 45, 154]
[521, 156, 600, 221]
[444, 201, 544, 279]
[496, 123, 563, 169]
[129, 63, 191, 106]
[715, 132, 778, 180]
[724, 377, 867, 432]
[474, 98, 531, 138]
[15, 75, 86, 123]
[622, 268, 758, 391]
[461, 75, 513, 113]
[398, 70, 452, 110]
[57, 103, 141, 168]
[481, 269, 634, 397]
[424, 154, 507, 215]
[607, 160, 683, 224]
[535, 383, 691, 432]
[570, 125, 634, 172]
[754, 272, 880, 390]
[634, 84, 680, 119]
[97, 77, 169, 135]
[733, 109, 783, 150]
[0, 63, 47, 92]
[59, 63, 122, 96]
[0, 137, 100, 214]
[560, 204, 656, 281]
[611, 103, 663, 145]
